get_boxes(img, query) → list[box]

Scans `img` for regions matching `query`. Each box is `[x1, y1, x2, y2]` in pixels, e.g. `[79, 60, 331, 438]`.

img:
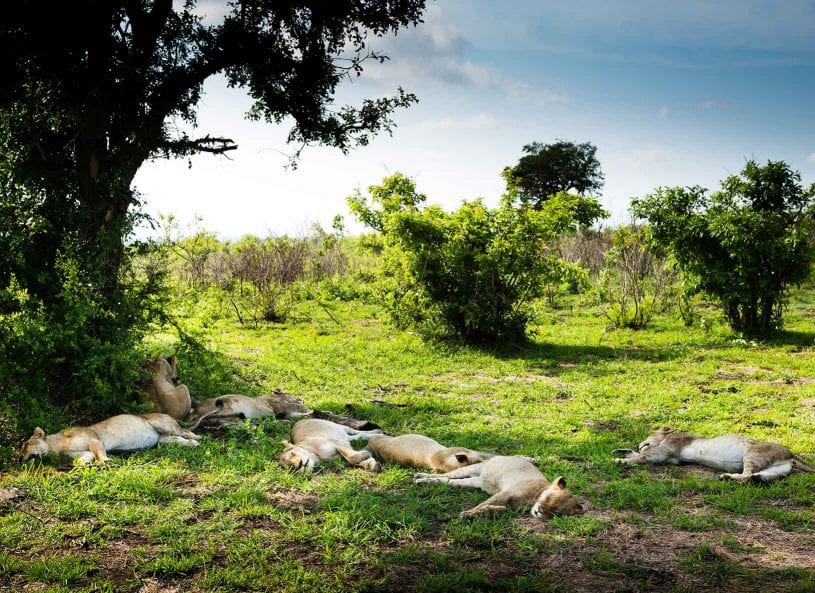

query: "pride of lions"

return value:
[20, 357, 814, 521]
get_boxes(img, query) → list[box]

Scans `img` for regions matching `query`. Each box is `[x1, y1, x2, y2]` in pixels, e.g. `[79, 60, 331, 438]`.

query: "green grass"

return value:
[1, 289, 814, 592]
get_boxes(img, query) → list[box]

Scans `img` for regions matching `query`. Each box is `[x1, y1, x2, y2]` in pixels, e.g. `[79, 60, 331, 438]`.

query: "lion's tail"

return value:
[792, 457, 815, 473]
[180, 400, 224, 431]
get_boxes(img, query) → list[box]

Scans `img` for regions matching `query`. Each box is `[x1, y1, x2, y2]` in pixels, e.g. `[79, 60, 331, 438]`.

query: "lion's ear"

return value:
[454, 453, 469, 463]
[553, 476, 567, 489]
[32, 427, 45, 439]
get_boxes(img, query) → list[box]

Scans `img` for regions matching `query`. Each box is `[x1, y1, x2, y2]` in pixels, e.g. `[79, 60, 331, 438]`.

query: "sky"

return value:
[134, 0, 815, 239]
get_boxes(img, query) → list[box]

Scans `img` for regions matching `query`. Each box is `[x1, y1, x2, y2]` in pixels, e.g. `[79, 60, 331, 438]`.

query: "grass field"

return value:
[2, 293, 815, 592]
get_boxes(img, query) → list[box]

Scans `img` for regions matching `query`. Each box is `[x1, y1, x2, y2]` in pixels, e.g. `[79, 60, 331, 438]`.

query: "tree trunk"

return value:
[727, 301, 742, 332]
[759, 296, 775, 334]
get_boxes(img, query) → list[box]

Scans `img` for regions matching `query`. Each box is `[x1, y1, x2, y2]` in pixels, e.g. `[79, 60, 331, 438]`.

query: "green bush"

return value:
[632, 160, 815, 334]
[0, 245, 167, 467]
[349, 173, 606, 343]
[540, 257, 591, 305]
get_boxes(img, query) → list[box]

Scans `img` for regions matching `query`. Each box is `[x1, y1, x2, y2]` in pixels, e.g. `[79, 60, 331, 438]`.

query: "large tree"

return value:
[0, 0, 426, 302]
[0, 1, 426, 418]
[502, 140, 604, 214]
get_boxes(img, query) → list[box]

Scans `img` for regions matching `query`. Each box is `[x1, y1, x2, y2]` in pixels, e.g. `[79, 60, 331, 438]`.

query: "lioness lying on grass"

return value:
[276, 418, 383, 473]
[187, 391, 312, 426]
[613, 427, 815, 483]
[21, 413, 209, 464]
[140, 356, 193, 420]
[415, 455, 584, 519]
[365, 434, 494, 472]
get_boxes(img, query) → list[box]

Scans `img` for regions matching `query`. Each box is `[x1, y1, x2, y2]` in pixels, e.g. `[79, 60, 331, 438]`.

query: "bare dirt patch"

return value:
[100, 540, 141, 586]
[267, 489, 319, 514]
[169, 473, 200, 490]
[581, 420, 620, 431]
[0, 486, 27, 502]
[138, 579, 180, 593]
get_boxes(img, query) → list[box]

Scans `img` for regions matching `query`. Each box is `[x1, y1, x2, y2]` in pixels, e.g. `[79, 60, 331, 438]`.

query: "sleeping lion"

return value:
[613, 427, 814, 483]
[21, 412, 211, 465]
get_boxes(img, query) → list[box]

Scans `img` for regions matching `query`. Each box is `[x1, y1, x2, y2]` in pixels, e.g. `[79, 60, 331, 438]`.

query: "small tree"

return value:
[349, 173, 607, 343]
[503, 140, 604, 215]
[600, 226, 676, 330]
[631, 160, 815, 334]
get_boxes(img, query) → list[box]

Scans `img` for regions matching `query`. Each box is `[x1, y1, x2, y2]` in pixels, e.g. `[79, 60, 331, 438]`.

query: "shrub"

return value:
[218, 235, 308, 324]
[158, 219, 374, 326]
[599, 226, 676, 329]
[551, 229, 613, 278]
[349, 173, 607, 343]
[632, 160, 815, 334]
[540, 256, 591, 305]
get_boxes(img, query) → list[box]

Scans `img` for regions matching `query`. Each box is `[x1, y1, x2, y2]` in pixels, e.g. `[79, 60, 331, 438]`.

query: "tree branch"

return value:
[158, 134, 238, 157]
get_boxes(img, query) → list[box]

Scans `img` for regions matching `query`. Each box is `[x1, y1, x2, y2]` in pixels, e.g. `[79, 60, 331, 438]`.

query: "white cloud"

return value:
[505, 81, 569, 106]
[360, 5, 568, 106]
[430, 59, 494, 87]
[807, 152, 815, 164]
[637, 146, 669, 161]
[658, 105, 670, 118]
[419, 114, 498, 131]
[702, 100, 716, 110]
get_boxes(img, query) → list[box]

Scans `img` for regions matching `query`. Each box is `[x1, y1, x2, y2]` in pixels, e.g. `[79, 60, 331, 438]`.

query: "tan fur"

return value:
[275, 418, 383, 473]
[613, 427, 815, 483]
[188, 391, 312, 426]
[415, 455, 583, 519]
[365, 434, 494, 472]
[140, 356, 192, 420]
[21, 413, 203, 465]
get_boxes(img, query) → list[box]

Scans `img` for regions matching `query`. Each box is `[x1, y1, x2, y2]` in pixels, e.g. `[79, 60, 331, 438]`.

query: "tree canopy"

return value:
[0, 0, 427, 301]
[502, 140, 604, 213]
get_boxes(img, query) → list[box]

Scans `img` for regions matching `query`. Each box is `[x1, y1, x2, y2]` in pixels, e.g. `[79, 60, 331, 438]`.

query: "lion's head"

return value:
[637, 426, 673, 453]
[434, 447, 492, 473]
[21, 427, 49, 461]
[275, 441, 318, 472]
[144, 356, 178, 382]
[530, 477, 584, 519]
[266, 391, 312, 418]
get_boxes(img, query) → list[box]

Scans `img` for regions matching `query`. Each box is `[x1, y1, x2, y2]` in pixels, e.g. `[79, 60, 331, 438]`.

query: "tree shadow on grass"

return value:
[464, 339, 690, 371]
[761, 330, 815, 349]
[361, 539, 815, 593]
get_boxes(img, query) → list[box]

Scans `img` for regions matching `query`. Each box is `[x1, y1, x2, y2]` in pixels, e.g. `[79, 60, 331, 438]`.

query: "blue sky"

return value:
[135, 1, 815, 238]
